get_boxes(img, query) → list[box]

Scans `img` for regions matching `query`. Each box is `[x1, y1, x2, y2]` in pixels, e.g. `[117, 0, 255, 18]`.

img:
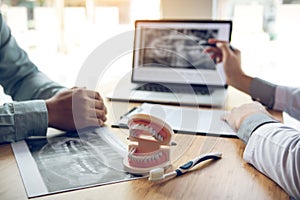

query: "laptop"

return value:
[107, 20, 232, 107]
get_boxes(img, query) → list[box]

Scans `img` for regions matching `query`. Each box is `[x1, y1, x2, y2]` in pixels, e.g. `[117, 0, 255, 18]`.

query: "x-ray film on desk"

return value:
[107, 20, 232, 107]
[11, 127, 140, 198]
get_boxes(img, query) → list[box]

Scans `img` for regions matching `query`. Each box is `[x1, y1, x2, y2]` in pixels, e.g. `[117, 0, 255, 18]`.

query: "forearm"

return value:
[249, 78, 277, 109]
[0, 14, 64, 100]
[238, 114, 300, 199]
[9, 70, 65, 100]
[0, 100, 48, 143]
[230, 74, 253, 95]
[249, 78, 300, 121]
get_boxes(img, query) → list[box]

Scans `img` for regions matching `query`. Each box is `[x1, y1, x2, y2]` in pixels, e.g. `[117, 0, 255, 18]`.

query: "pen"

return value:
[120, 107, 138, 119]
[200, 42, 235, 51]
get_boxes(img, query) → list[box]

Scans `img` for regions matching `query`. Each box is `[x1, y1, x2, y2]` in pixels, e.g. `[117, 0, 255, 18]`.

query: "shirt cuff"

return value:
[237, 113, 278, 143]
[273, 85, 287, 111]
[12, 100, 48, 141]
[250, 78, 276, 109]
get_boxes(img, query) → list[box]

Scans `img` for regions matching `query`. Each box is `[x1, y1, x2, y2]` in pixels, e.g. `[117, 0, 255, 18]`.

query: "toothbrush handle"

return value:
[175, 152, 222, 176]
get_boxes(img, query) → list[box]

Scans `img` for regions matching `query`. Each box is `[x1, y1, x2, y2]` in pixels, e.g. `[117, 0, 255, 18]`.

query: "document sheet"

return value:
[113, 103, 236, 137]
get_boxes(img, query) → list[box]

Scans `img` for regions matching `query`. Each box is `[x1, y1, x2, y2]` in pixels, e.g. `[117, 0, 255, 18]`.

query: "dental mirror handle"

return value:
[175, 152, 222, 176]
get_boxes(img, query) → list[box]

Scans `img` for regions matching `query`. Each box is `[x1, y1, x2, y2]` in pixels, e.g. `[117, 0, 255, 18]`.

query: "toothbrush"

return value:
[148, 152, 222, 181]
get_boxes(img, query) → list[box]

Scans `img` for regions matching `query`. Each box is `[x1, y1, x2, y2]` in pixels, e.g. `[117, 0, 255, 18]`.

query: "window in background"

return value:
[0, 0, 160, 88]
[215, 0, 300, 87]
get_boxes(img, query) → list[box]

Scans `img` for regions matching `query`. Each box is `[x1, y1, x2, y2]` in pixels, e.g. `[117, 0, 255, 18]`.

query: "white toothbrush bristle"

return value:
[148, 168, 164, 181]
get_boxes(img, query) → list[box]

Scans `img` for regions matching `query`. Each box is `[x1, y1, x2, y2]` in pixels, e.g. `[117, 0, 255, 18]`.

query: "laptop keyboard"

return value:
[136, 83, 212, 95]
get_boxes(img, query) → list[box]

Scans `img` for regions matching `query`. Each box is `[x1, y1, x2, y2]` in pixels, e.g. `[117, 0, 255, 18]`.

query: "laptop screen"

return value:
[132, 20, 232, 87]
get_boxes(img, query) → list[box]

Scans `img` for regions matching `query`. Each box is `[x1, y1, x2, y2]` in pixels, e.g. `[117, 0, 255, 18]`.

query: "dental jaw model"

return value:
[123, 113, 174, 175]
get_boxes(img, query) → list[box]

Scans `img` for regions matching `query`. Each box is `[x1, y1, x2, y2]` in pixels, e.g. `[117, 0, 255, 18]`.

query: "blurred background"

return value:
[1, 0, 300, 101]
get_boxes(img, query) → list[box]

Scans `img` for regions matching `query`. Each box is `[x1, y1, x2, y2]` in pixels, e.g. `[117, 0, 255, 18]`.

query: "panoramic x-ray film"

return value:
[12, 127, 138, 198]
[138, 28, 218, 70]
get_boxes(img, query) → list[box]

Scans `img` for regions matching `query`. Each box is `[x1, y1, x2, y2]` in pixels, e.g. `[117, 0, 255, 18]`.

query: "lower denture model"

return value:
[123, 113, 174, 175]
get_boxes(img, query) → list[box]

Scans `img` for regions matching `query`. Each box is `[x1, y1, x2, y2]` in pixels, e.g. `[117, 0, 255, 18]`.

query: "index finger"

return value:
[221, 112, 229, 122]
[208, 38, 228, 45]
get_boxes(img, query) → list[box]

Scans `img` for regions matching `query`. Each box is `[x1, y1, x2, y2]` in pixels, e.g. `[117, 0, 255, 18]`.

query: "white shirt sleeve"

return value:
[239, 116, 300, 199]
[274, 85, 300, 121]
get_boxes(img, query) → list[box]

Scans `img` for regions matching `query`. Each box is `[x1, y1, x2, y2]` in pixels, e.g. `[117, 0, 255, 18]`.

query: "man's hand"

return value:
[45, 87, 107, 131]
[204, 39, 252, 94]
[223, 102, 272, 131]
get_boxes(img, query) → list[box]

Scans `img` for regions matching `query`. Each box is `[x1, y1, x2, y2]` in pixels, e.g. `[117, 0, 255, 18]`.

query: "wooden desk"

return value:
[0, 87, 289, 200]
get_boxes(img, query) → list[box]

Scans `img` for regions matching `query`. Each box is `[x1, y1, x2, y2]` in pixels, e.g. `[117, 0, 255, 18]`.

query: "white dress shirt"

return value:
[238, 78, 300, 199]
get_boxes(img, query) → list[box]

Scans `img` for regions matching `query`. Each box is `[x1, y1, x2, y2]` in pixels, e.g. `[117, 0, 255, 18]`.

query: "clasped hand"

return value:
[45, 87, 107, 131]
[223, 102, 273, 131]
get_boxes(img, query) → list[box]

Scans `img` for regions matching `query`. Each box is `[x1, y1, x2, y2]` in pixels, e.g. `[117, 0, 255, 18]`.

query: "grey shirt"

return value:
[0, 13, 64, 143]
[238, 77, 300, 199]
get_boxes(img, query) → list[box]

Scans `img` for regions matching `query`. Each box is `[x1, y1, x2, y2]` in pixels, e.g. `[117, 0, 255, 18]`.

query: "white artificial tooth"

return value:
[148, 156, 153, 162]
[143, 156, 148, 163]
[129, 132, 135, 137]
[141, 125, 148, 131]
[143, 157, 148, 163]
[150, 127, 156, 135]
[132, 124, 140, 129]
[154, 153, 160, 160]
[152, 133, 156, 138]
[151, 155, 156, 161]
[158, 134, 162, 141]
[157, 135, 161, 141]
[147, 156, 152, 162]
[135, 157, 139, 162]
[134, 156, 139, 162]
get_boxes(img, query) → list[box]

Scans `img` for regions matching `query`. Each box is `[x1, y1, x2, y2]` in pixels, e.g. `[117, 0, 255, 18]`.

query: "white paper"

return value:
[11, 141, 48, 197]
[117, 103, 236, 137]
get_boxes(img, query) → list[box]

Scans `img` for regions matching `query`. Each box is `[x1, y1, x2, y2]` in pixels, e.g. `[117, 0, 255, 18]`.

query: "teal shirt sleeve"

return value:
[0, 13, 64, 100]
[0, 100, 48, 143]
[0, 13, 65, 143]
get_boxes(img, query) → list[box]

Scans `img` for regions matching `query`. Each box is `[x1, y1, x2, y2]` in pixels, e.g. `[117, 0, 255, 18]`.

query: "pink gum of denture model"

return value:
[123, 113, 174, 175]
